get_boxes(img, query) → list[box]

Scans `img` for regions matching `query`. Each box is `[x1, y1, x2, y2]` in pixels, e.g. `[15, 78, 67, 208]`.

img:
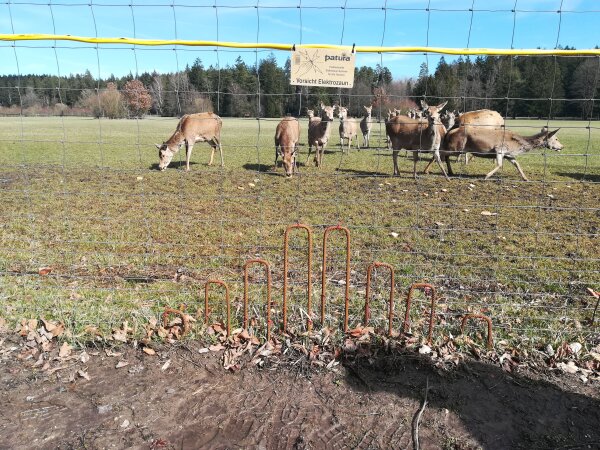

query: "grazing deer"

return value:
[441, 126, 563, 181]
[386, 101, 448, 179]
[306, 102, 336, 167]
[360, 105, 373, 148]
[274, 117, 300, 178]
[338, 106, 359, 153]
[156, 112, 223, 171]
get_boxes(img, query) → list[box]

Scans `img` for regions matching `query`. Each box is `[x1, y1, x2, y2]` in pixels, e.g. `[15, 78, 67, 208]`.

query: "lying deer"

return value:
[386, 101, 448, 179]
[156, 112, 223, 171]
[338, 106, 359, 153]
[360, 105, 373, 148]
[306, 102, 336, 167]
[274, 117, 300, 177]
[441, 126, 563, 181]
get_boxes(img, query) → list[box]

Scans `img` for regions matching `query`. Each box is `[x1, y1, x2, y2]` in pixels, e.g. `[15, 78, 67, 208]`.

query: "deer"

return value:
[306, 102, 336, 167]
[441, 110, 456, 131]
[454, 109, 505, 165]
[338, 106, 359, 153]
[360, 105, 373, 148]
[439, 125, 563, 181]
[386, 101, 448, 179]
[156, 112, 223, 171]
[274, 117, 300, 178]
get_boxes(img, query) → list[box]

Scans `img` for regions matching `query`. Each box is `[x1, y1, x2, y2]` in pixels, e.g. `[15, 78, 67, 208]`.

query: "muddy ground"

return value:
[0, 335, 599, 450]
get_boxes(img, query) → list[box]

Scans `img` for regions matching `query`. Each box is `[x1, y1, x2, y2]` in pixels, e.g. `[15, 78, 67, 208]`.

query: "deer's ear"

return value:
[420, 100, 429, 109]
[155, 144, 161, 149]
[547, 128, 560, 138]
[436, 101, 448, 111]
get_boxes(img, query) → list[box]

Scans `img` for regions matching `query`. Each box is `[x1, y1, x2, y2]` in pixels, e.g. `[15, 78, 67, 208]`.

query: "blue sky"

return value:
[1, 0, 599, 79]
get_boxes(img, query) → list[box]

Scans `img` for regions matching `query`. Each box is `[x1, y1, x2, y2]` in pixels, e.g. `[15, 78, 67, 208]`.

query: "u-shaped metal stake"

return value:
[162, 306, 190, 337]
[460, 313, 494, 350]
[283, 224, 313, 332]
[243, 258, 272, 341]
[365, 262, 395, 336]
[201, 280, 231, 337]
[321, 225, 351, 333]
[403, 283, 437, 344]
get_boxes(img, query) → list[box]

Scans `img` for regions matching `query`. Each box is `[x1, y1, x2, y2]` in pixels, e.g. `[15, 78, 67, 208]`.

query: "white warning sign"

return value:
[290, 47, 356, 88]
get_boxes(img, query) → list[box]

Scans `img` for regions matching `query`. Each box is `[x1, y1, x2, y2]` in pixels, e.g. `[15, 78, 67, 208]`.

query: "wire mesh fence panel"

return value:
[0, 1, 598, 350]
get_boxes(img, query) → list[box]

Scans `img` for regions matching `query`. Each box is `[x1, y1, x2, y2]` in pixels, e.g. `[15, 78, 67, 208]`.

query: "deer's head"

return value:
[421, 101, 448, 126]
[306, 109, 314, 119]
[538, 128, 563, 151]
[278, 145, 298, 178]
[363, 105, 372, 117]
[338, 106, 349, 121]
[155, 142, 180, 170]
[320, 102, 336, 122]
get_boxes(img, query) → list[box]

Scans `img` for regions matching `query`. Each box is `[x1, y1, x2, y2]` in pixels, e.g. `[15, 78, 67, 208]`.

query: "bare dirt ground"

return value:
[1, 333, 599, 450]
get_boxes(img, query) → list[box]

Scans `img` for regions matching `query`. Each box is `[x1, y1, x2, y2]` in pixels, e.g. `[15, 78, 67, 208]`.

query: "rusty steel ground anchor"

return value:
[364, 262, 395, 336]
[460, 313, 494, 350]
[321, 225, 351, 333]
[243, 258, 273, 341]
[162, 306, 190, 337]
[283, 224, 313, 332]
[403, 283, 437, 344]
[201, 279, 231, 337]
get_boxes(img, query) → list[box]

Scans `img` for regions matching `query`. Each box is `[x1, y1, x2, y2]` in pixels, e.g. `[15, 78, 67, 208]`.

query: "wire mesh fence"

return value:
[0, 0, 599, 350]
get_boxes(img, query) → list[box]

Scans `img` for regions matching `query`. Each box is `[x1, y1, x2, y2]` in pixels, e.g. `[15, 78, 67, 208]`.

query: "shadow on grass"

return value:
[342, 345, 600, 449]
[335, 167, 391, 177]
[556, 172, 600, 183]
[148, 161, 202, 171]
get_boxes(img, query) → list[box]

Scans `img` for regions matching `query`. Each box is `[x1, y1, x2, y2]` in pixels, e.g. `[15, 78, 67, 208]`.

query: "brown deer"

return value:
[360, 105, 373, 148]
[274, 117, 300, 178]
[338, 106, 359, 153]
[441, 126, 563, 181]
[386, 101, 448, 179]
[306, 102, 336, 167]
[156, 112, 223, 171]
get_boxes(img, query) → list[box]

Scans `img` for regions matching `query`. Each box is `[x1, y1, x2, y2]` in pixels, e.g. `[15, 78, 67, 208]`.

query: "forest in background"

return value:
[0, 49, 598, 119]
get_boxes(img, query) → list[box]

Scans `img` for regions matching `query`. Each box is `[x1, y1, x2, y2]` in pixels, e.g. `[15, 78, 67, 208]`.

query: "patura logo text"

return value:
[325, 54, 351, 62]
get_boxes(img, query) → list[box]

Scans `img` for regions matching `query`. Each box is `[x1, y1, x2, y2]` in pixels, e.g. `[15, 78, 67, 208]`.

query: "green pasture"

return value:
[0, 116, 598, 350]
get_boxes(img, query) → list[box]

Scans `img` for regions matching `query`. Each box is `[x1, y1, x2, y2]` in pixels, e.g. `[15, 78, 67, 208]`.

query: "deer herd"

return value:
[156, 102, 563, 181]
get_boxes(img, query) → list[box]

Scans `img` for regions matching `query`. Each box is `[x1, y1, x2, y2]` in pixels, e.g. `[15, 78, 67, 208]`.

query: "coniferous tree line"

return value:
[0, 50, 598, 119]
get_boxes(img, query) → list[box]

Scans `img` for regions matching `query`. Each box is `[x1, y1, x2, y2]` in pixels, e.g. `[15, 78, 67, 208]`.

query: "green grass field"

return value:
[0, 115, 598, 350]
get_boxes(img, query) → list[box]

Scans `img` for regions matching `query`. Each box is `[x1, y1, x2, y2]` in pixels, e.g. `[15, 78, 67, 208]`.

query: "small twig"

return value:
[411, 377, 429, 450]
[588, 288, 599, 325]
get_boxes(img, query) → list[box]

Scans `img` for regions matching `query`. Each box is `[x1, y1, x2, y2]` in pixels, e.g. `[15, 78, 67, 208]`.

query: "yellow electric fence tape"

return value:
[1, 34, 600, 56]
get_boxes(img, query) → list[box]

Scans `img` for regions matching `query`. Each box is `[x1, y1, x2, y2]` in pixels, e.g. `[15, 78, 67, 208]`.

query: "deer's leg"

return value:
[445, 154, 454, 177]
[306, 144, 313, 164]
[185, 141, 194, 171]
[485, 153, 504, 179]
[413, 151, 419, 179]
[423, 157, 435, 174]
[507, 156, 529, 181]
[434, 150, 450, 180]
[392, 150, 399, 176]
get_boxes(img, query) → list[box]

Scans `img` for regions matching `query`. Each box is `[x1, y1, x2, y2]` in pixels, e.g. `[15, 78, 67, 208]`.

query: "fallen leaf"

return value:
[161, 359, 171, 371]
[389, 232, 399, 238]
[419, 345, 432, 355]
[142, 347, 156, 356]
[121, 419, 130, 428]
[80, 352, 90, 363]
[77, 370, 91, 381]
[38, 267, 52, 276]
[58, 342, 72, 358]
[209, 344, 225, 352]
[115, 360, 129, 369]
[198, 348, 209, 354]
[480, 210, 497, 216]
